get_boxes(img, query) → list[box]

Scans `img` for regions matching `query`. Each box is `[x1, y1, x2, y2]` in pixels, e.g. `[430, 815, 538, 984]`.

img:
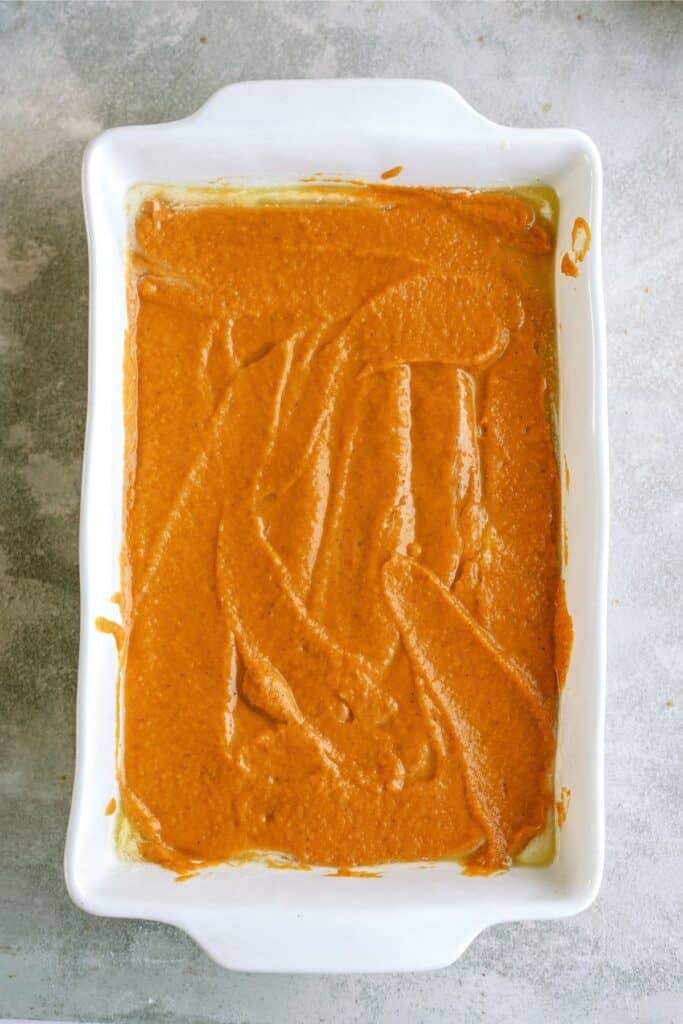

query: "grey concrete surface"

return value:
[1, 2, 681, 1022]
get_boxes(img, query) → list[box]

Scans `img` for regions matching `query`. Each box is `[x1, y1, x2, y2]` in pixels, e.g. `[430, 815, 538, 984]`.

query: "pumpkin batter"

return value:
[119, 184, 566, 874]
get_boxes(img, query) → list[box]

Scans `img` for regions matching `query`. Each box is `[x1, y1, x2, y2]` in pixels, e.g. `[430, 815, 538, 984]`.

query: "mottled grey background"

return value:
[1, 2, 681, 1022]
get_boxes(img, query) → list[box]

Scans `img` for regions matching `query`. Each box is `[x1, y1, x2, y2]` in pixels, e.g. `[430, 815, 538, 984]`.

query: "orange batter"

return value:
[119, 184, 567, 874]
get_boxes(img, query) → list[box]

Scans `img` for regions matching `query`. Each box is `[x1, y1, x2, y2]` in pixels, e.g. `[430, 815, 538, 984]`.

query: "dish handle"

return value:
[180, 907, 488, 973]
[192, 78, 499, 140]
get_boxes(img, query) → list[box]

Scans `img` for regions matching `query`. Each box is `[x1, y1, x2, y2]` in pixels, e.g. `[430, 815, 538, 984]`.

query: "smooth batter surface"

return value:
[120, 184, 565, 873]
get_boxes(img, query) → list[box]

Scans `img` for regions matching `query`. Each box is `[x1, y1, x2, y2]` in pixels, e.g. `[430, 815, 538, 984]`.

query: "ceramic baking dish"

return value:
[66, 79, 608, 973]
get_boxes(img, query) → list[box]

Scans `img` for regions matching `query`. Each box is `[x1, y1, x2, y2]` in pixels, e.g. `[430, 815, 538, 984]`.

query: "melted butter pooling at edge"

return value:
[118, 184, 568, 874]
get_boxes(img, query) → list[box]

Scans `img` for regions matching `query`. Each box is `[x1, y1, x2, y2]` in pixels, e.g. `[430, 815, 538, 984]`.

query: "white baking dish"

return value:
[66, 79, 608, 973]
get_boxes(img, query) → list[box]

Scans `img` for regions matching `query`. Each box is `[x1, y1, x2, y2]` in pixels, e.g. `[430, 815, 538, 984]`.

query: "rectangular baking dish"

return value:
[66, 79, 608, 973]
